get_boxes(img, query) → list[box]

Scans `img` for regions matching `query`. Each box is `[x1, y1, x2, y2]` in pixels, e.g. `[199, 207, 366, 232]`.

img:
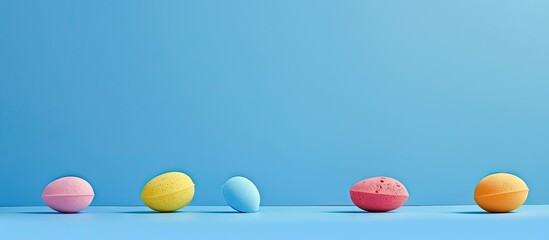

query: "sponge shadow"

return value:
[118, 210, 240, 214]
[324, 210, 395, 214]
[17, 212, 79, 215]
[118, 211, 175, 214]
[188, 211, 240, 214]
[452, 211, 516, 215]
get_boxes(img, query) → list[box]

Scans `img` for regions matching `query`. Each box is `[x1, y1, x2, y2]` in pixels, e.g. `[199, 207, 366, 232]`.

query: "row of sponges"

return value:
[140, 172, 260, 213]
[349, 173, 529, 213]
[43, 172, 260, 213]
[42, 172, 528, 214]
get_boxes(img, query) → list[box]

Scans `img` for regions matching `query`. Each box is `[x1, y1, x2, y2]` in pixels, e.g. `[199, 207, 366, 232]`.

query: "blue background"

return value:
[1, 0, 548, 206]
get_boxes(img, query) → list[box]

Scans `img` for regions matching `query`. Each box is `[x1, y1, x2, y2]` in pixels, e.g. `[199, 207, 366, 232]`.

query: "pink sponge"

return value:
[350, 176, 409, 212]
[42, 176, 95, 213]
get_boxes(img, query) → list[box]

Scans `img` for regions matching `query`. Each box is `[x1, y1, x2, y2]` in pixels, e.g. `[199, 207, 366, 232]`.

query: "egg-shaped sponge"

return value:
[222, 176, 260, 213]
[474, 173, 528, 213]
[42, 176, 94, 213]
[350, 176, 409, 212]
[141, 172, 195, 212]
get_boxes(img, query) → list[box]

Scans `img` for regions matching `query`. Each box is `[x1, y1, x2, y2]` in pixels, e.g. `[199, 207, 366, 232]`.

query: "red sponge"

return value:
[350, 176, 409, 212]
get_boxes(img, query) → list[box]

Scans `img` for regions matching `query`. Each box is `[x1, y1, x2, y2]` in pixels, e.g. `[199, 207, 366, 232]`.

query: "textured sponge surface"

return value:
[141, 172, 195, 212]
[42, 176, 94, 213]
[350, 176, 409, 212]
[222, 176, 260, 213]
[474, 173, 528, 213]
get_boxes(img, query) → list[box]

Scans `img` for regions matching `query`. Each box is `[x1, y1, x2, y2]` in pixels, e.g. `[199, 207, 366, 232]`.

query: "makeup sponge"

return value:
[42, 176, 94, 213]
[474, 173, 528, 213]
[350, 176, 409, 212]
[222, 176, 260, 213]
[141, 172, 195, 212]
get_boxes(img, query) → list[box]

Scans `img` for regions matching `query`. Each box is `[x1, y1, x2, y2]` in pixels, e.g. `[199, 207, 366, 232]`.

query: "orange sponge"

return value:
[474, 173, 528, 213]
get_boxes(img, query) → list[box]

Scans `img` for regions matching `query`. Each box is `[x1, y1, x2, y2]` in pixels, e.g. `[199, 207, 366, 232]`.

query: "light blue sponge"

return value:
[222, 176, 260, 213]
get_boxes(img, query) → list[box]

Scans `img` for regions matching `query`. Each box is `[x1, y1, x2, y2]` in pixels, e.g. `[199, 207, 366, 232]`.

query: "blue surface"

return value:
[2, 0, 549, 206]
[1, 205, 548, 239]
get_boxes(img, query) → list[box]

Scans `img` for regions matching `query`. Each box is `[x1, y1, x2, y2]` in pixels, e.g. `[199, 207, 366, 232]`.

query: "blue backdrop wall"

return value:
[1, 0, 548, 206]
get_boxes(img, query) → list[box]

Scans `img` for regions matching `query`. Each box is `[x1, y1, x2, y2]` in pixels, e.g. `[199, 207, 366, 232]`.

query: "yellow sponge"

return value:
[141, 172, 195, 212]
[474, 173, 528, 213]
